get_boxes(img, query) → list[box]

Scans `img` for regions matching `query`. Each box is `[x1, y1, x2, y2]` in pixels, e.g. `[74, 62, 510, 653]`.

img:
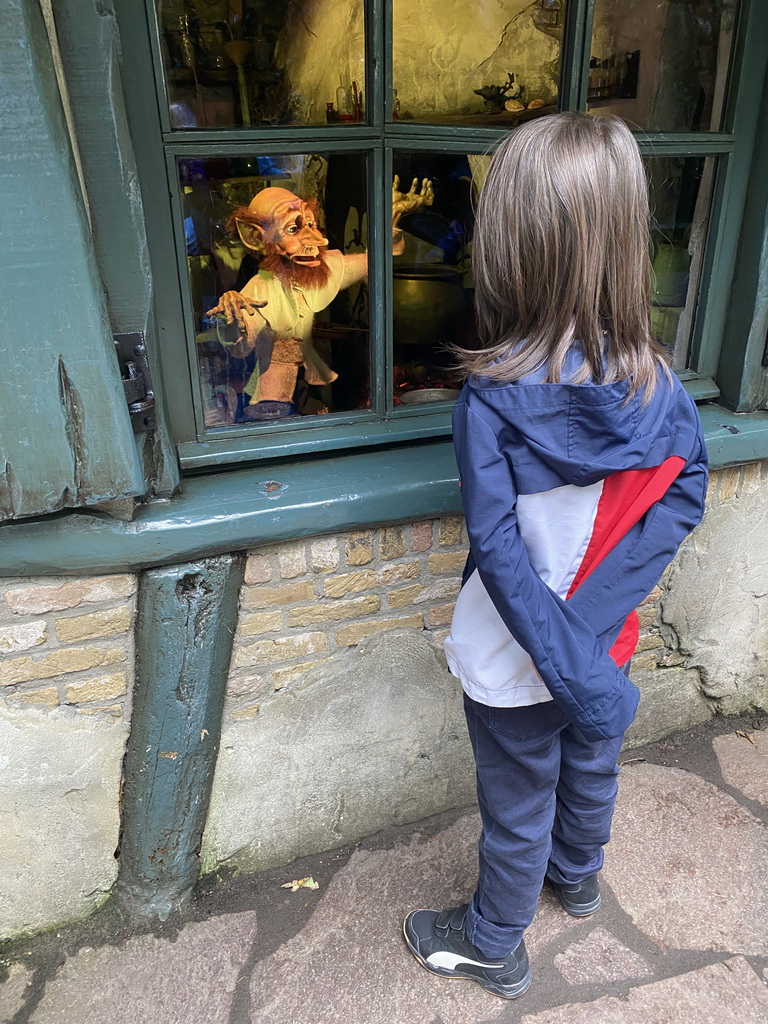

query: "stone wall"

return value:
[0, 574, 137, 939]
[203, 462, 768, 877]
[223, 518, 467, 719]
[2, 460, 767, 936]
[0, 574, 137, 716]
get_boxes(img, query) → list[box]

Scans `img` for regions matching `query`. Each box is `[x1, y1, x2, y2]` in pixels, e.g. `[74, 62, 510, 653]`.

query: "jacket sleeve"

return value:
[454, 401, 639, 741]
[567, 428, 708, 643]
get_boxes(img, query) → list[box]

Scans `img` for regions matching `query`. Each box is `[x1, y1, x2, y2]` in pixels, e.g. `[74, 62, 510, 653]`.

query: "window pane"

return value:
[645, 155, 716, 370]
[157, 1, 365, 129]
[392, 1, 567, 126]
[589, 1, 737, 132]
[392, 152, 483, 404]
[179, 153, 370, 427]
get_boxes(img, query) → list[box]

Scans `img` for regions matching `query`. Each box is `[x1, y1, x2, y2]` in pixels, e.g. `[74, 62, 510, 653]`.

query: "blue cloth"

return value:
[463, 692, 624, 957]
[453, 362, 708, 740]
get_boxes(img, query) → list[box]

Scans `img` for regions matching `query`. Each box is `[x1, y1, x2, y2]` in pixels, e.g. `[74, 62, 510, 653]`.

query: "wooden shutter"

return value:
[0, 0, 144, 519]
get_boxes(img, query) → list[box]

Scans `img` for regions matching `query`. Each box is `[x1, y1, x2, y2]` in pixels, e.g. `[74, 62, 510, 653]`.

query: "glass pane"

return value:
[179, 153, 370, 427]
[392, 152, 484, 405]
[646, 155, 716, 370]
[392, 1, 567, 126]
[589, 1, 737, 132]
[157, 1, 365, 129]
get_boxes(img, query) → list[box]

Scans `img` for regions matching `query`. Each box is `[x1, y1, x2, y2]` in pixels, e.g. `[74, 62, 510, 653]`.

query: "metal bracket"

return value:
[114, 332, 156, 433]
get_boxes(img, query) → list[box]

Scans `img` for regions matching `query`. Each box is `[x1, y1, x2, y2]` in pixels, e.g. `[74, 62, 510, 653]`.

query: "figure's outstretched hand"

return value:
[391, 175, 434, 228]
[206, 291, 268, 327]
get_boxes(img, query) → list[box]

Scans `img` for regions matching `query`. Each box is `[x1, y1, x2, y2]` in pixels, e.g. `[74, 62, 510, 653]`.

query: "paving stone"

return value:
[29, 912, 257, 1024]
[553, 927, 653, 985]
[713, 730, 768, 808]
[603, 763, 768, 953]
[0, 964, 32, 1023]
[525, 888, 583, 957]
[520, 957, 768, 1023]
[249, 812, 580, 1024]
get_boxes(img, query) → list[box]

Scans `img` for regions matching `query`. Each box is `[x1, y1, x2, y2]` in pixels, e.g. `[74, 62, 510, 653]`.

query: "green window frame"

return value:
[117, 0, 768, 471]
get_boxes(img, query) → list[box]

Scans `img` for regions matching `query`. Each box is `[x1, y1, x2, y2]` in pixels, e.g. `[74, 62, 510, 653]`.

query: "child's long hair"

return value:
[458, 112, 670, 399]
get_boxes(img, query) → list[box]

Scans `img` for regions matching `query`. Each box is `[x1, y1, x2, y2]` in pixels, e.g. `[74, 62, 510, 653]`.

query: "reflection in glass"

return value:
[645, 156, 715, 369]
[180, 154, 369, 427]
[157, 1, 364, 129]
[392, 0, 566, 125]
[391, 152, 486, 405]
[589, 1, 736, 132]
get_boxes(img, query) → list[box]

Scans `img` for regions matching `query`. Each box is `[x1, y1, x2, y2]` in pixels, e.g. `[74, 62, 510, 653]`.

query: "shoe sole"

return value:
[551, 890, 601, 917]
[402, 917, 533, 1000]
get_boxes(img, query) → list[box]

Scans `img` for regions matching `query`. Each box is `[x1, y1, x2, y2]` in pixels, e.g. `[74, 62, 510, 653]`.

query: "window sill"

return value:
[0, 404, 766, 577]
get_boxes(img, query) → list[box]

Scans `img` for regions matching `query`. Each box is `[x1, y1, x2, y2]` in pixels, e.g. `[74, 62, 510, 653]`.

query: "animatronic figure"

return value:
[207, 176, 434, 418]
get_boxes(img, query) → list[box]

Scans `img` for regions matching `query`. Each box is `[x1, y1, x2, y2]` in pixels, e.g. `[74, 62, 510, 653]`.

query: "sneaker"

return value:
[547, 873, 601, 916]
[403, 903, 532, 999]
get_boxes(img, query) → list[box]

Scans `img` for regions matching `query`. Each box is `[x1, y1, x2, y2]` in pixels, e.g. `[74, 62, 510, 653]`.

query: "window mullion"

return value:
[369, 0, 385, 126]
[559, 0, 594, 111]
[370, 146, 389, 415]
[163, 128, 382, 147]
[142, 0, 174, 136]
[163, 152, 212, 441]
[383, 0, 395, 122]
[635, 135, 734, 157]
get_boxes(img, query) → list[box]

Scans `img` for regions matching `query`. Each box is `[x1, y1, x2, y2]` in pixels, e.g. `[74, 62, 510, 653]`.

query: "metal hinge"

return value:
[114, 332, 156, 433]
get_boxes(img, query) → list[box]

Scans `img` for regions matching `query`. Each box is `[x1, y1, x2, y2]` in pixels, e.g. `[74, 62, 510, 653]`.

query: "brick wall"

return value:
[0, 460, 764, 724]
[0, 575, 137, 718]
[225, 518, 468, 718]
[225, 461, 768, 717]
[224, 517, 676, 719]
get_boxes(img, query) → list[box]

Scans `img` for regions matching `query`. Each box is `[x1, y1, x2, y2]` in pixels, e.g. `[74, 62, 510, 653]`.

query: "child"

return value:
[403, 112, 708, 1000]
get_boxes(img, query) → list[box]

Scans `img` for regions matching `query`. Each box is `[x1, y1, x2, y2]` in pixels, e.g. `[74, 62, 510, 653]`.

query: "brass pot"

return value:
[392, 264, 466, 347]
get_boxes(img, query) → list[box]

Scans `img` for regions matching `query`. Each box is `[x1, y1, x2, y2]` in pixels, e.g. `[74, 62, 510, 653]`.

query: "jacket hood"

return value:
[461, 360, 703, 493]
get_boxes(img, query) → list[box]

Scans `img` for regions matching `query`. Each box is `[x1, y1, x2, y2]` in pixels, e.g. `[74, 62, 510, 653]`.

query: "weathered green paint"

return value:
[117, 555, 244, 920]
[716, 44, 768, 413]
[0, 0, 144, 519]
[684, 0, 768, 385]
[0, 443, 462, 576]
[115, 0, 199, 447]
[679, 377, 720, 403]
[0, 414, 766, 577]
[51, 0, 180, 500]
[698, 404, 768, 468]
[559, 0, 594, 111]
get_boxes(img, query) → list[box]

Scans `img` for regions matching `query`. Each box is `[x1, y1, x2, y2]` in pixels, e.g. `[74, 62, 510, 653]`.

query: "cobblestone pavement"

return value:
[2, 713, 768, 1024]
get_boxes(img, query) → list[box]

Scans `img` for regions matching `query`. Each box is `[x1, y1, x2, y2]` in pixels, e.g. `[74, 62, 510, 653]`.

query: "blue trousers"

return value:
[463, 693, 625, 957]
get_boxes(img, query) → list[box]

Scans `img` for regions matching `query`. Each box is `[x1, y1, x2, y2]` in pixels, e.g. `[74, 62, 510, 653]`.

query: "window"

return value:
[118, 0, 757, 468]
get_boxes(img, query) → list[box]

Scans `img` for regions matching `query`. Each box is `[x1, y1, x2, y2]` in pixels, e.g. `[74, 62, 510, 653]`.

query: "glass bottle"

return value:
[336, 75, 354, 121]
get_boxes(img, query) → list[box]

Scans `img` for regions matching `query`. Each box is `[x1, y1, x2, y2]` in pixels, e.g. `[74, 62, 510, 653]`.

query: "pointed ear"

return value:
[235, 218, 266, 252]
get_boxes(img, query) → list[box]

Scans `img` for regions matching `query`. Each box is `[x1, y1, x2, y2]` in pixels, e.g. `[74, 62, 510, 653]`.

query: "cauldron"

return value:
[392, 264, 466, 347]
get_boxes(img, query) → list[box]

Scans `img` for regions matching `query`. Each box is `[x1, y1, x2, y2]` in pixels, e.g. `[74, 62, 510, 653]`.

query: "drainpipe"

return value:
[117, 554, 244, 920]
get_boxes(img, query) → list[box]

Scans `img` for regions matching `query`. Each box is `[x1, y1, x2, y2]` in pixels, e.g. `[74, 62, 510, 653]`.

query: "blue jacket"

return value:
[452, 362, 708, 741]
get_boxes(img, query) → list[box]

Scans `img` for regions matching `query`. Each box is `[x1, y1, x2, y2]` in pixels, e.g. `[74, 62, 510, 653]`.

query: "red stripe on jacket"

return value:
[566, 457, 686, 665]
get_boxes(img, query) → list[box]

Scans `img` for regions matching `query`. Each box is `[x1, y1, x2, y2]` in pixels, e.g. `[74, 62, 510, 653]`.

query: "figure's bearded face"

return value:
[233, 190, 332, 289]
[259, 242, 332, 289]
[266, 198, 328, 265]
